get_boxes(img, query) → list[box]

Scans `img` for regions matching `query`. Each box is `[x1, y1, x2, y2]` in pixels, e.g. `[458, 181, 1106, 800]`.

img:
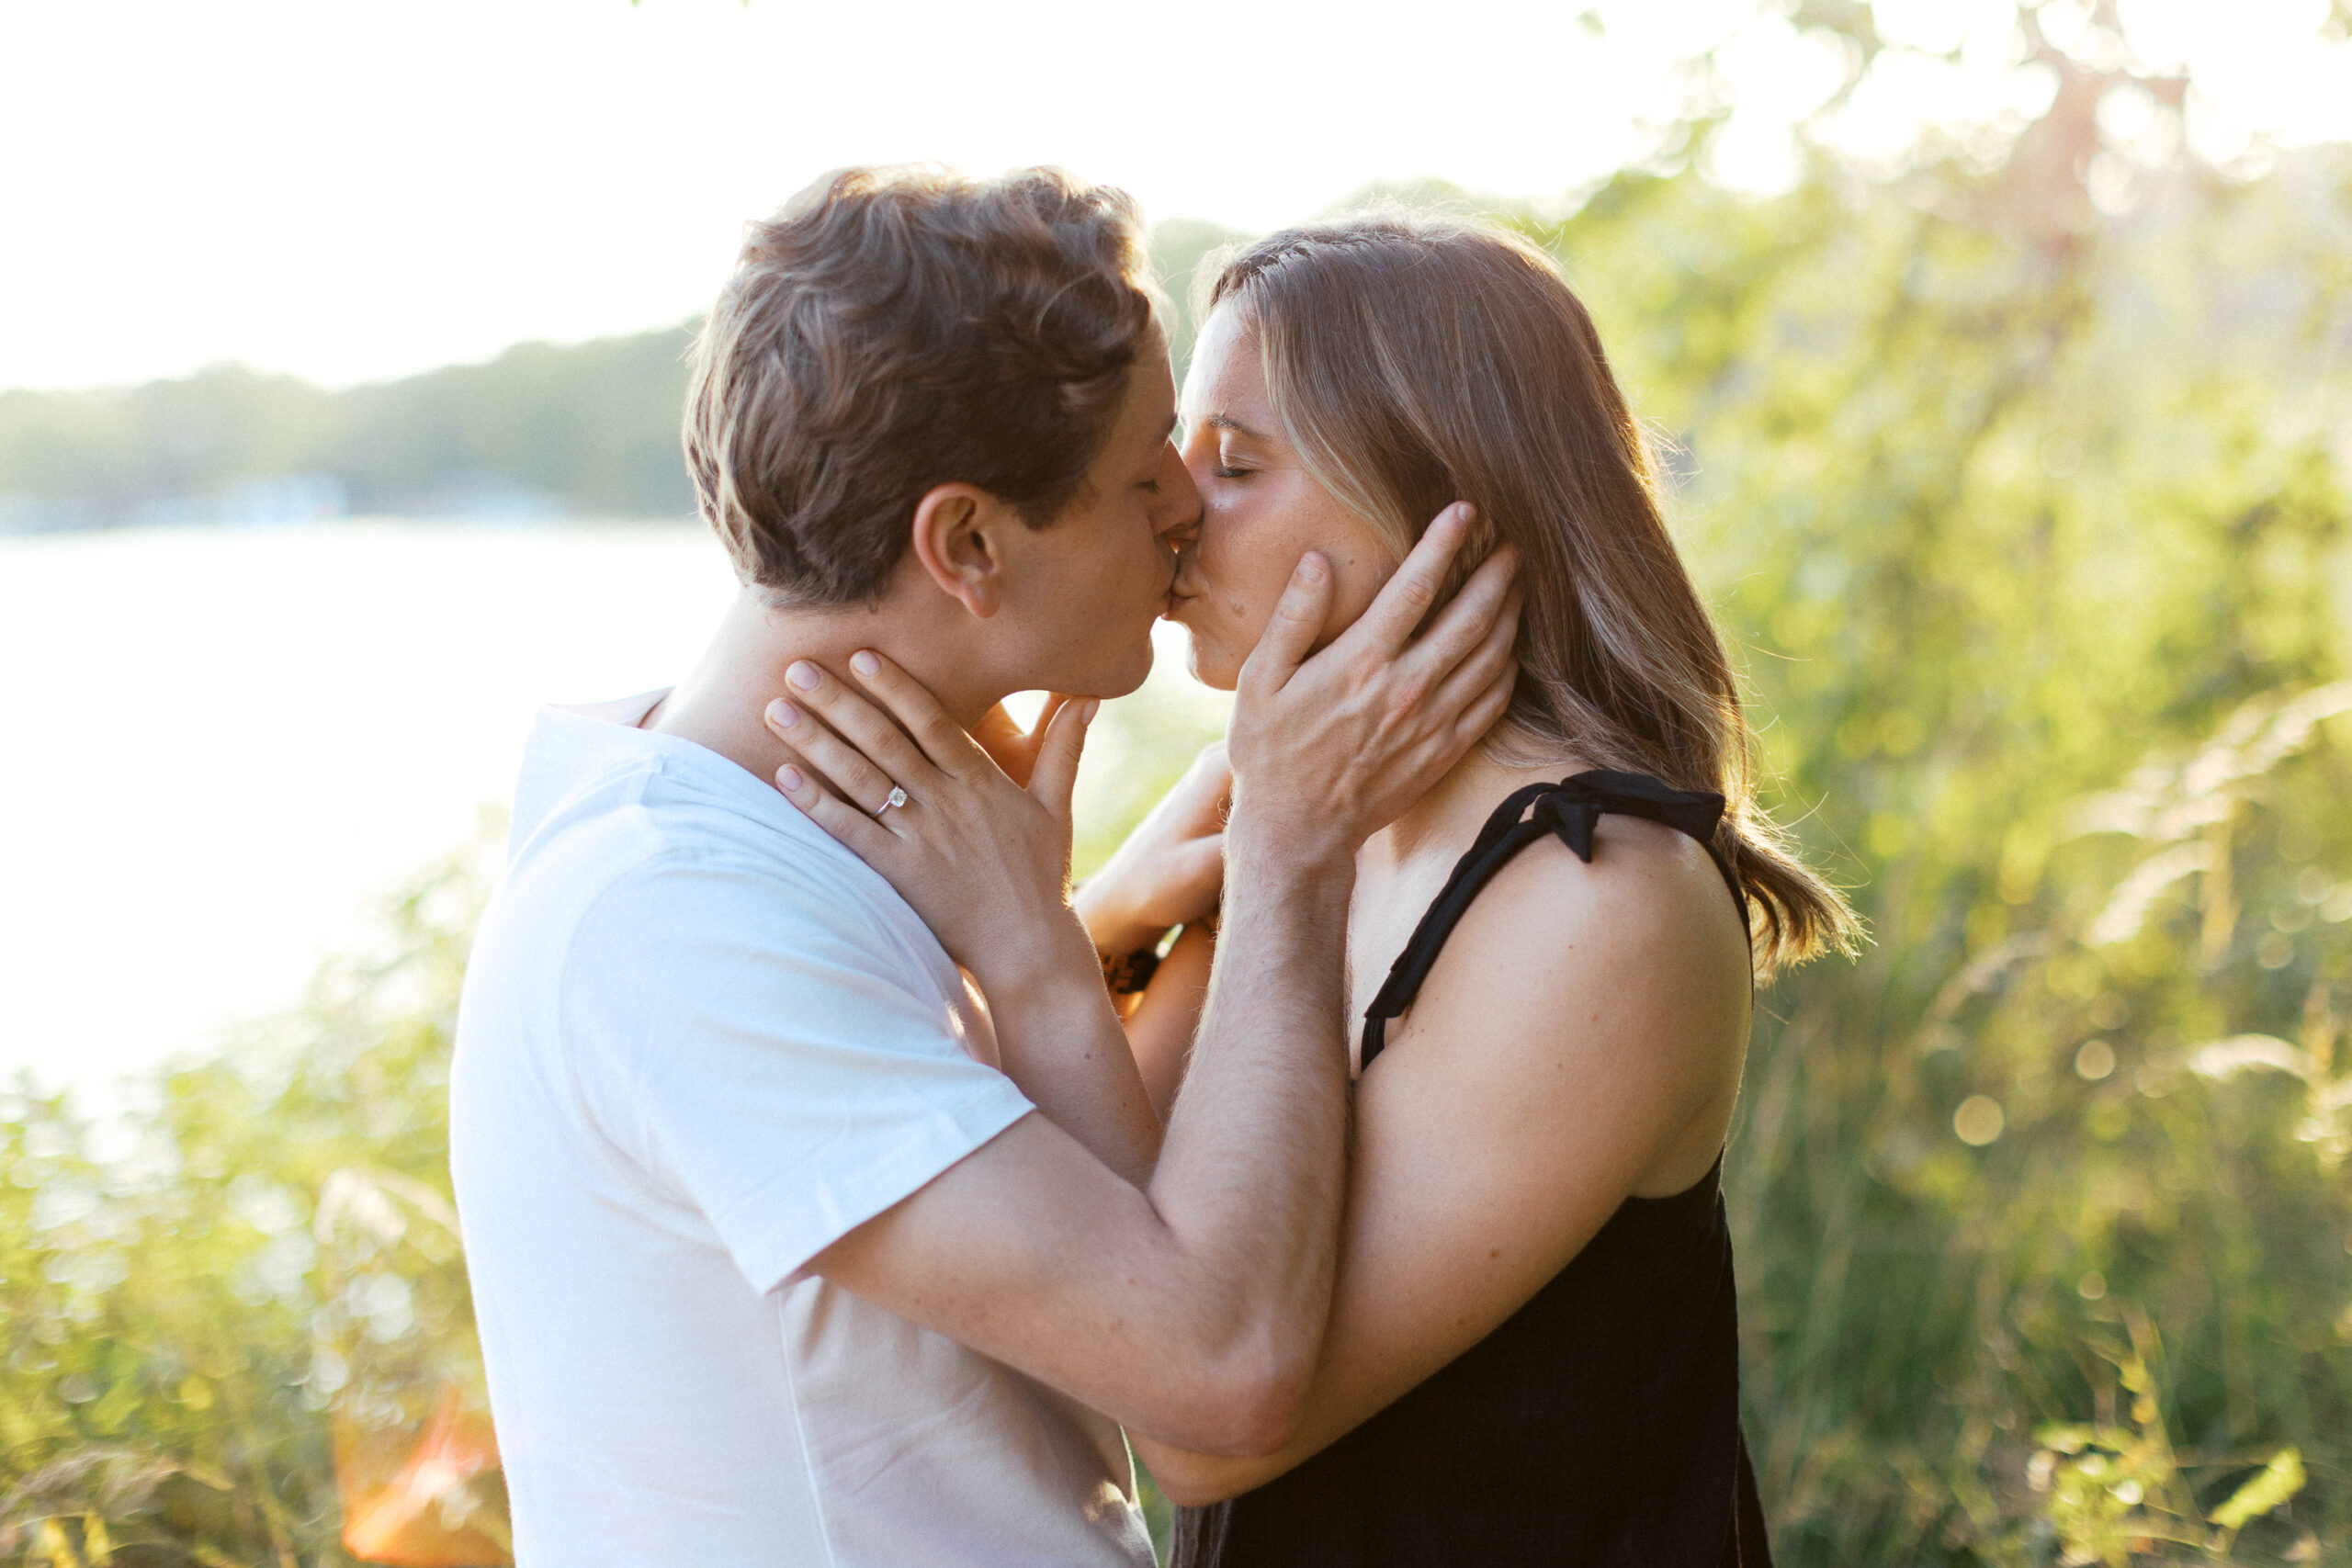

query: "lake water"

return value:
[0, 520, 1227, 1106]
[0, 522, 732, 1100]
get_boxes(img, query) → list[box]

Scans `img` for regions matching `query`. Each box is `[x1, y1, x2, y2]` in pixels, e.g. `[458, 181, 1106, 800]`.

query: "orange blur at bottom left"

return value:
[335, 1383, 511, 1567]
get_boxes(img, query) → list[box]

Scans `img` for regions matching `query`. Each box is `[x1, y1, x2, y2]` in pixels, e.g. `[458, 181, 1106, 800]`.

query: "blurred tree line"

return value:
[0, 331, 699, 528]
[6, 3, 2352, 1562]
[0, 219, 1248, 535]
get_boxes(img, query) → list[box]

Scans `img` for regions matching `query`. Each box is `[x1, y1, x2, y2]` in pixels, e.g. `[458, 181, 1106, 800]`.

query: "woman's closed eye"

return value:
[1211, 464, 1254, 480]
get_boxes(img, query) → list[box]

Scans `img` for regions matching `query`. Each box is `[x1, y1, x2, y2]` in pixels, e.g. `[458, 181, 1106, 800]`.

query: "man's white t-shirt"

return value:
[450, 694, 1155, 1568]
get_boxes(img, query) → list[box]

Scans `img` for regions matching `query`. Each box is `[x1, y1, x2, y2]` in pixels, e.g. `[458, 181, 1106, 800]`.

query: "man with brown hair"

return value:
[449, 166, 1502, 1566]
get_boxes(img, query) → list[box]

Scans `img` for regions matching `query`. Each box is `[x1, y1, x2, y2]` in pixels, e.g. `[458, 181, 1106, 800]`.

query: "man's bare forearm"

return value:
[971, 825, 1354, 1448]
[1143, 825, 1357, 1416]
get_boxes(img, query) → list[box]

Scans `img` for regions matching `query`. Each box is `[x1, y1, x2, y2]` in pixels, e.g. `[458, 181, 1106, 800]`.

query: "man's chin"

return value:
[1182, 638, 1239, 694]
[1106, 637, 1157, 698]
[1055, 638, 1156, 704]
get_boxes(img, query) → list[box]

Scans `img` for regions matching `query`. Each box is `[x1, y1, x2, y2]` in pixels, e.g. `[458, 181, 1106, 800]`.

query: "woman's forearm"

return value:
[1122, 923, 1216, 1122]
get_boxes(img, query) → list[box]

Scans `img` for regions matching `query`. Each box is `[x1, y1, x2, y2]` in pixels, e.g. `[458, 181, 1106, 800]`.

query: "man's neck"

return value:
[646, 585, 1005, 785]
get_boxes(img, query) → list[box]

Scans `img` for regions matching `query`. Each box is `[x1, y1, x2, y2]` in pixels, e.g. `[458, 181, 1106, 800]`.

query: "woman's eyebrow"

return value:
[1205, 412, 1269, 441]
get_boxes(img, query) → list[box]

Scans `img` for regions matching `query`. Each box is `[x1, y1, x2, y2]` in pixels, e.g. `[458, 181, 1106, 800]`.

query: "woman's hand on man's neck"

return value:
[647, 583, 1006, 786]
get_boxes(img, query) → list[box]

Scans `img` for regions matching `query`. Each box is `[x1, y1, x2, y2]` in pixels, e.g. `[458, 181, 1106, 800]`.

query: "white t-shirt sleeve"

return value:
[572, 856, 1035, 1294]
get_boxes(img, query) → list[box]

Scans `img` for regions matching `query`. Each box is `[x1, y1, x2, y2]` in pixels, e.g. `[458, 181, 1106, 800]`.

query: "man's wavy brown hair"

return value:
[684, 165, 1159, 605]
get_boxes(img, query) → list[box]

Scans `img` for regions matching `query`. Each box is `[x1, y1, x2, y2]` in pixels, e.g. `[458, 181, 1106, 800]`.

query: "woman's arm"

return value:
[1122, 922, 1216, 1122]
[1132, 818, 1756, 1504]
[1076, 739, 1230, 959]
[1072, 740, 1227, 1116]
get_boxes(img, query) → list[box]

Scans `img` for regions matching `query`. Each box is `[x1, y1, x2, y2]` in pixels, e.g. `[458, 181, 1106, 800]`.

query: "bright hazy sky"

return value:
[4, 0, 2348, 392]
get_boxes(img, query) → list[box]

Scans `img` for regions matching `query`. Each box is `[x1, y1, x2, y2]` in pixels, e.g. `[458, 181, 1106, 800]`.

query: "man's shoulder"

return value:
[474, 707, 962, 1031]
[500, 761, 943, 992]
[509, 794, 879, 952]
[460, 791, 970, 1119]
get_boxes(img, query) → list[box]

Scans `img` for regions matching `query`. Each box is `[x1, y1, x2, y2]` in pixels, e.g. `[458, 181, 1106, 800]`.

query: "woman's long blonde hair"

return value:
[1204, 211, 1858, 976]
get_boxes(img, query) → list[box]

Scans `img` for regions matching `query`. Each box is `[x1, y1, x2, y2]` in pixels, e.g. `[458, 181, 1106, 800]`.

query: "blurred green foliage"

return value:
[1523, 145, 2352, 1562]
[8, 40, 2352, 1568]
[1, 851, 496, 1564]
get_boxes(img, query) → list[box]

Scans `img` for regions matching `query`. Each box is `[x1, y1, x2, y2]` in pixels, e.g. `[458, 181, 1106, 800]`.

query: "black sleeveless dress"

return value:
[1174, 771, 1772, 1568]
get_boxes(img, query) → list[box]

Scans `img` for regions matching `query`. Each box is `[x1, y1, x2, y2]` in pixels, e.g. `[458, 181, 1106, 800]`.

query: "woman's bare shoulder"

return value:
[1374, 806, 1752, 1145]
[1449, 807, 1748, 979]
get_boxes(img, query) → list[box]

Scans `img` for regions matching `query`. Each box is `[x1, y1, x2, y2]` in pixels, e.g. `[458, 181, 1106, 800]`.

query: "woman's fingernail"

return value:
[787, 660, 820, 691]
[778, 764, 804, 792]
[1297, 552, 1328, 581]
[1083, 698, 1101, 722]
[766, 699, 799, 728]
[850, 649, 880, 678]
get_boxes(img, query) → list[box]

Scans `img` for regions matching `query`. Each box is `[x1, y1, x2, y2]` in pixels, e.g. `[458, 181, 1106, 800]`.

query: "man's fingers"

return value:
[1026, 697, 1097, 820]
[1424, 600, 1521, 729]
[1347, 502, 1476, 655]
[765, 699, 906, 816]
[1394, 540, 1520, 684]
[1451, 665, 1519, 749]
[775, 757, 898, 857]
[1238, 551, 1333, 691]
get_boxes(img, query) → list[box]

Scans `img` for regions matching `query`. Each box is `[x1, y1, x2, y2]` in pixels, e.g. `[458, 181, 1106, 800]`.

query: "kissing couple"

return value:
[452, 164, 1853, 1568]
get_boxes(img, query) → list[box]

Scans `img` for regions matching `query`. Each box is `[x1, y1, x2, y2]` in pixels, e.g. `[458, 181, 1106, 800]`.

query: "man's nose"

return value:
[1159, 503, 1203, 555]
[1165, 515, 1204, 590]
[1151, 444, 1204, 542]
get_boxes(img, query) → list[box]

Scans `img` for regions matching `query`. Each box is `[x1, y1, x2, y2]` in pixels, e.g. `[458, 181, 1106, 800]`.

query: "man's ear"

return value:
[909, 482, 1010, 619]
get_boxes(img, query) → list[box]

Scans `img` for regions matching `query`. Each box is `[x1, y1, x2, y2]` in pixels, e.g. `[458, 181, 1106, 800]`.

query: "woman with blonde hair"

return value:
[776, 209, 1855, 1566]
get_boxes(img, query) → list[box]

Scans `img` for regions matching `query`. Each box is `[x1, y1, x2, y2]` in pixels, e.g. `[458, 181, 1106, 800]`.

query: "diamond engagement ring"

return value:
[874, 785, 910, 818]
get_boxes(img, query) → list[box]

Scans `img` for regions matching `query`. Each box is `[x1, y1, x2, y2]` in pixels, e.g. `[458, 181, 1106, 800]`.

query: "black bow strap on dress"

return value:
[1358, 770, 1742, 1068]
